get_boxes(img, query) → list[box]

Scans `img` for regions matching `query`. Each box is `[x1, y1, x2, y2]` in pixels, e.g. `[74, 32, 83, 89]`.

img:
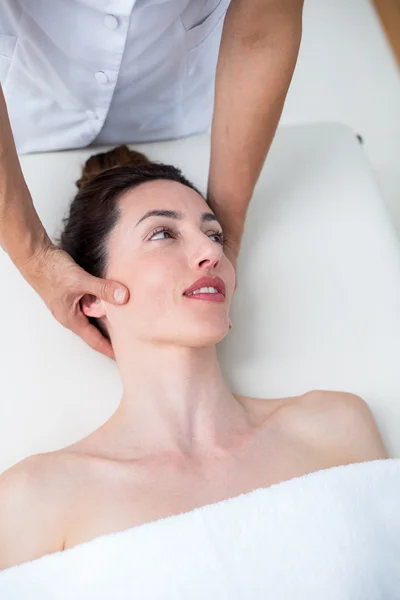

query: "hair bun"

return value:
[76, 144, 151, 188]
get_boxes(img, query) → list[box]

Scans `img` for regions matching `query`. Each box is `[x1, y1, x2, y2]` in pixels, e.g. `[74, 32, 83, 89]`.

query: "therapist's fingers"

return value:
[18, 244, 121, 360]
[72, 310, 116, 361]
[85, 275, 130, 306]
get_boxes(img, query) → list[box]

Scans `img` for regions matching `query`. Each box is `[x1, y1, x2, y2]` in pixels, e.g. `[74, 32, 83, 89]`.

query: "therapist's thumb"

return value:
[87, 275, 129, 306]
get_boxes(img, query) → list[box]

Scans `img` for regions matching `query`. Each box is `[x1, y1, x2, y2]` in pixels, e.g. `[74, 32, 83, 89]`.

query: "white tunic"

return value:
[0, 0, 231, 154]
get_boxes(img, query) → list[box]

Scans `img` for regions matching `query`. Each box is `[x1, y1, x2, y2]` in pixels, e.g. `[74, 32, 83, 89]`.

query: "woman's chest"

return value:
[62, 419, 336, 550]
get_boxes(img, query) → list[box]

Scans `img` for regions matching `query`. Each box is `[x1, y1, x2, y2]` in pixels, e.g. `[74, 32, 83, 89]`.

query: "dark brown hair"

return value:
[55, 144, 203, 341]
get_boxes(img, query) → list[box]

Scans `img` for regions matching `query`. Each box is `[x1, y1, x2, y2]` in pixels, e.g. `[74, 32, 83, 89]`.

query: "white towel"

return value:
[0, 458, 399, 599]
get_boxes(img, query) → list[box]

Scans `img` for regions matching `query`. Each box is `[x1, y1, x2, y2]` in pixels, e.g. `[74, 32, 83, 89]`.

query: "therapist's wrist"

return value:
[17, 230, 55, 276]
[6, 207, 54, 276]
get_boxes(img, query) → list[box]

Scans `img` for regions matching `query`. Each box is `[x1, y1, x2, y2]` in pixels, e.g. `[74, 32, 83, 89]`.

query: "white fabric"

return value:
[2, 123, 400, 473]
[0, 0, 231, 154]
[0, 458, 399, 599]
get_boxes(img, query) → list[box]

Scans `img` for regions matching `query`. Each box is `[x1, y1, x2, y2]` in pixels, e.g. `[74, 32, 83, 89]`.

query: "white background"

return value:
[281, 0, 400, 237]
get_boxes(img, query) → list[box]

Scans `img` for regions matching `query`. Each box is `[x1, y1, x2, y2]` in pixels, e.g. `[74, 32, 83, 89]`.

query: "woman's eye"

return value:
[148, 227, 224, 244]
[209, 231, 225, 245]
[149, 227, 174, 241]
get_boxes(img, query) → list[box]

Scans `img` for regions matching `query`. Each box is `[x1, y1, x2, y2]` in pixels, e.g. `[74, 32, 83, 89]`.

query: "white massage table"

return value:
[1, 122, 400, 473]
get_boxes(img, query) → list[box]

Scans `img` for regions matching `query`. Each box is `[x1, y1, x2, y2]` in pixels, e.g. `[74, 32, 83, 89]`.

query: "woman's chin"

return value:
[185, 322, 230, 347]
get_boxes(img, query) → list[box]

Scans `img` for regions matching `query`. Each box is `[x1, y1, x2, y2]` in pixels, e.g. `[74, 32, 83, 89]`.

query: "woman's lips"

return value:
[183, 292, 225, 303]
[183, 275, 226, 297]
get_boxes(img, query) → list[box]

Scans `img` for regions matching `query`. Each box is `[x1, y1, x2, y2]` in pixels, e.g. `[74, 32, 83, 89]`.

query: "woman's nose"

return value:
[191, 235, 222, 270]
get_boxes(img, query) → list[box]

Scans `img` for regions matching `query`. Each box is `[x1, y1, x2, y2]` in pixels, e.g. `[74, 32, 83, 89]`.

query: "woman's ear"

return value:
[80, 294, 107, 318]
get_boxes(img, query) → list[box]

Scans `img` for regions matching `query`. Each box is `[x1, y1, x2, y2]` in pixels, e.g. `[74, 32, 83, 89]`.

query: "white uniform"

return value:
[0, 0, 231, 154]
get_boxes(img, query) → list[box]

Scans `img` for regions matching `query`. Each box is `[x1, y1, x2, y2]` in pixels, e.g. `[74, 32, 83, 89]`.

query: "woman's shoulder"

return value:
[0, 452, 76, 570]
[239, 389, 381, 429]
[299, 390, 389, 461]
[297, 390, 388, 460]
[238, 390, 389, 462]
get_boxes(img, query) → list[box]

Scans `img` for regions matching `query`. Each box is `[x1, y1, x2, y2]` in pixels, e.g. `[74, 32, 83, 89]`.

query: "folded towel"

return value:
[0, 458, 399, 599]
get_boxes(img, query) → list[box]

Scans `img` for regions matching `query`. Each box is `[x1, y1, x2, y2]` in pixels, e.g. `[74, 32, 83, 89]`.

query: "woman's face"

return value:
[86, 179, 235, 348]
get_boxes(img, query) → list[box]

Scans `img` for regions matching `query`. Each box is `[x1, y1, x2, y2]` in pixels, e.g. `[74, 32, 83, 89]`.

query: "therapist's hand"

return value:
[19, 243, 129, 360]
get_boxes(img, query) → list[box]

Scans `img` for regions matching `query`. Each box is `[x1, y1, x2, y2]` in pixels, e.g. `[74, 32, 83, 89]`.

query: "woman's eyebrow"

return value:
[135, 209, 220, 227]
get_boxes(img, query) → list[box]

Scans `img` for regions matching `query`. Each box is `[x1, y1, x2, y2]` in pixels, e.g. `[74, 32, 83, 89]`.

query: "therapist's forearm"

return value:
[207, 0, 303, 252]
[0, 85, 51, 269]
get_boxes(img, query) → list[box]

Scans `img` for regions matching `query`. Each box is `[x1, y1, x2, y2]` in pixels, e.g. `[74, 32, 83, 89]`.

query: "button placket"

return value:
[87, 9, 129, 140]
[93, 14, 121, 86]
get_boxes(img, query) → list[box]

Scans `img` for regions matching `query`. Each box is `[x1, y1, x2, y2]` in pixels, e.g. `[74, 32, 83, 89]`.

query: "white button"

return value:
[188, 65, 195, 77]
[95, 71, 108, 84]
[104, 14, 119, 30]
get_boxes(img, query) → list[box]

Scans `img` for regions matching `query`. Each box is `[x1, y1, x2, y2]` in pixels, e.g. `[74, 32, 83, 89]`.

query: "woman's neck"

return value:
[101, 343, 251, 461]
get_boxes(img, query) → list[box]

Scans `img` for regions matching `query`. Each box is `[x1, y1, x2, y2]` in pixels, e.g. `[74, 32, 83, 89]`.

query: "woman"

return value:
[0, 145, 388, 571]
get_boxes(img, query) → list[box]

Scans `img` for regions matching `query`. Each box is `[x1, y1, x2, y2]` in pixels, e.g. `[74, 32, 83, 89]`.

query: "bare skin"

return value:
[0, 182, 389, 570]
[0, 389, 388, 571]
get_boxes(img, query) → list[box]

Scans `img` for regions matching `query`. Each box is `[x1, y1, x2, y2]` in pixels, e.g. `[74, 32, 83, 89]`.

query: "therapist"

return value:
[0, 0, 303, 360]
